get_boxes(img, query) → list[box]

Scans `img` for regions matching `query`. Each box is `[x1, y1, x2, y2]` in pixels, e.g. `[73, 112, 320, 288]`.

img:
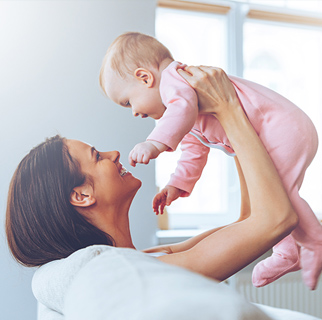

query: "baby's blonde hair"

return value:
[99, 32, 174, 95]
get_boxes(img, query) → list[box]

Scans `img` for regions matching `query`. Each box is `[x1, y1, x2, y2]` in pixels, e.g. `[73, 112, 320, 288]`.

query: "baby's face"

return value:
[105, 72, 166, 120]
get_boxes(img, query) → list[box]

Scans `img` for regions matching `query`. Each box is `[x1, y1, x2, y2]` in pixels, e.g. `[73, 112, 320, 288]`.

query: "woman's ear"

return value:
[70, 184, 96, 208]
[134, 68, 154, 87]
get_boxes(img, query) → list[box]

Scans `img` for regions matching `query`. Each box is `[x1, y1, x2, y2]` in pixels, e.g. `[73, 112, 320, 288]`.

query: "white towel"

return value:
[32, 245, 321, 320]
[32, 245, 270, 320]
[32, 245, 111, 314]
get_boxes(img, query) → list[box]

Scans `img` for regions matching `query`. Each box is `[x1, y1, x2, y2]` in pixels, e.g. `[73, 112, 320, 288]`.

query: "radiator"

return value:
[229, 272, 322, 318]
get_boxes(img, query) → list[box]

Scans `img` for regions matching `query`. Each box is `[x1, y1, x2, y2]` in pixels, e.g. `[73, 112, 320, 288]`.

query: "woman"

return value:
[6, 67, 298, 282]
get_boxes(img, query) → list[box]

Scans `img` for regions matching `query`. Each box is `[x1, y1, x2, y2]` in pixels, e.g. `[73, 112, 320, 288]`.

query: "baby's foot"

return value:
[252, 235, 301, 287]
[301, 245, 322, 290]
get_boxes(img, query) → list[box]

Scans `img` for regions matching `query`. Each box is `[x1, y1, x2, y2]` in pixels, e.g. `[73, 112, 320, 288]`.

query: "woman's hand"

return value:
[177, 66, 240, 119]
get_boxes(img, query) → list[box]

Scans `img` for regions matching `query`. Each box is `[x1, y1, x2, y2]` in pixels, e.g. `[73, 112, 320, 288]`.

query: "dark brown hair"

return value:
[6, 135, 114, 267]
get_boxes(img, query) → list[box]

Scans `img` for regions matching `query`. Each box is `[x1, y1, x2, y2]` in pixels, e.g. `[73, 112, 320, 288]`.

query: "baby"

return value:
[100, 32, 322, 290]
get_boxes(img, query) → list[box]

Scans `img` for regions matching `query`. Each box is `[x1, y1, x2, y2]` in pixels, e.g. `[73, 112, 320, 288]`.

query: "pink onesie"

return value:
[147, 61, 322, 290]
[147, 61, 318, 200]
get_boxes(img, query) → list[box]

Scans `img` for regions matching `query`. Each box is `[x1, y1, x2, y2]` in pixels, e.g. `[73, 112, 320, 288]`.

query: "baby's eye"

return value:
[125, 101, 131, 107]
[96, 151, 101, 161]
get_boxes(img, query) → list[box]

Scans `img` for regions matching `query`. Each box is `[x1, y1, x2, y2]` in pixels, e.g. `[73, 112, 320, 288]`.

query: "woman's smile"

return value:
[118, 162, 130, 177]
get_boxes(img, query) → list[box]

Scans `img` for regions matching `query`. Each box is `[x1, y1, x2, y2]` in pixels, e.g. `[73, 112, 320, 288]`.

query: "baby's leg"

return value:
[252, 234, 301, 287]
[252, 112, 320, 289]
[289, 190, 322, 290]
[253, 170, 322, 289]
[253, 185, 322, 290]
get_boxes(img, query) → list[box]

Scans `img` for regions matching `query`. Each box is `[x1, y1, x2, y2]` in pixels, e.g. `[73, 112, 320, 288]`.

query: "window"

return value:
[156, 0, 322, 230]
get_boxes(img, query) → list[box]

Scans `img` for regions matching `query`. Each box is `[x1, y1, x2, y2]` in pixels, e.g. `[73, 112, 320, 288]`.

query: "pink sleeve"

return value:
[168, 133, 210, 197]
[147, 63, 198, 151]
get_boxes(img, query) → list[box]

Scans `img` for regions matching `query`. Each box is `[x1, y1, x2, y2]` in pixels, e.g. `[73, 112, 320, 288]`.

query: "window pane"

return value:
[156, 7, 228, 67]
[156, 148, 229, 214]
[155, 8, 232, 220]
[244, 20, 322, 218]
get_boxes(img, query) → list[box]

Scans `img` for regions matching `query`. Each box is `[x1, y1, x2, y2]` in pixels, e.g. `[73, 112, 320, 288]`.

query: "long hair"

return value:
[6, 135, 114, 267]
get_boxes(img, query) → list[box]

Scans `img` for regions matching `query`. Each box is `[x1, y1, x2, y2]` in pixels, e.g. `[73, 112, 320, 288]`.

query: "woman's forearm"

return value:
[218, 105, 297, 230]
[234, 157, 251, 220]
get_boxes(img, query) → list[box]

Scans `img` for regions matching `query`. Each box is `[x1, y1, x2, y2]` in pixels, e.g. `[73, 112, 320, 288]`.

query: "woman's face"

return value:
[66, 139, 142, 208]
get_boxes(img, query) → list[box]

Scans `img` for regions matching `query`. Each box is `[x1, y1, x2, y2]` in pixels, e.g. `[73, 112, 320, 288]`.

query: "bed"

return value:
[32, 245, 321, 320]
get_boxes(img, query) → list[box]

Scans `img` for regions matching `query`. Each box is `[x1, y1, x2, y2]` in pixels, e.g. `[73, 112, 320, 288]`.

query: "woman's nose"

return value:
[104, 150, 120, 162]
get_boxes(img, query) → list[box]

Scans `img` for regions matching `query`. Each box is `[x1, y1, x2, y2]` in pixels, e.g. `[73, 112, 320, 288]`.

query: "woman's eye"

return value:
[125, 101, 130, 106]
[96, 152, 101, 161]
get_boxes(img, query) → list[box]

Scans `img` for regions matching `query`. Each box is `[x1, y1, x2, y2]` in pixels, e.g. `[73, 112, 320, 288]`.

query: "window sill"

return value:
[156, 229, 206, 245]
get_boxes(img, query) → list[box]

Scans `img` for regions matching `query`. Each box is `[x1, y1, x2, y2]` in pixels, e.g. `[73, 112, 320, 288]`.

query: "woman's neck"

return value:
[91, 202, 136, 249]
[113, 223, 135, 249]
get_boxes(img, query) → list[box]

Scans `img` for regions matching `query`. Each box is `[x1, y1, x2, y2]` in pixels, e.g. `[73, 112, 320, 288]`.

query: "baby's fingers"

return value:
[159, 202, 166, 215]
[153, 197, 162, 215]
[128, 150, 137, 167]
[153, 193, 166, 215]
[142, 153, 151, 165]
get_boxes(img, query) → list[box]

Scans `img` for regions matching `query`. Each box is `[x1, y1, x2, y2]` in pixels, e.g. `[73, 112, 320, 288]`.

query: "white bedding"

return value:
[32, 245, 321, 320]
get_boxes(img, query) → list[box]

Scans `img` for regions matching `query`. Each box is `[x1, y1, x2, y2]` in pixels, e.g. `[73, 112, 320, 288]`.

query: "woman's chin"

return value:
[128, 175, 142, 193]
[134, 177, 142, 191]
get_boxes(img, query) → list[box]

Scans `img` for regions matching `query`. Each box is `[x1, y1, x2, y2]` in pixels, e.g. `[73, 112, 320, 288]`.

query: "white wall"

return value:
[0, 1, 158, 318]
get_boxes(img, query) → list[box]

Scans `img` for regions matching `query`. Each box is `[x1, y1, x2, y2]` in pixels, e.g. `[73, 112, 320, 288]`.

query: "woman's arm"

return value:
[156, 67, 298, 281]
[234, 156, 251, 221]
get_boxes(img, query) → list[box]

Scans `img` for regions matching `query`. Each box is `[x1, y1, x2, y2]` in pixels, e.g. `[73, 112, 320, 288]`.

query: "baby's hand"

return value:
[129, 141, 161, 167]
[152, 185, 184, 215]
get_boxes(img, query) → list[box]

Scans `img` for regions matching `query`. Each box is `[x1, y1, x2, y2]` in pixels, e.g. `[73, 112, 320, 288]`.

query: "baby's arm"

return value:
[153, 133, 210, 214]
[152, 185, 184, 215]
[146, 63, 199, 152]
[128, 140, 168, 167]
